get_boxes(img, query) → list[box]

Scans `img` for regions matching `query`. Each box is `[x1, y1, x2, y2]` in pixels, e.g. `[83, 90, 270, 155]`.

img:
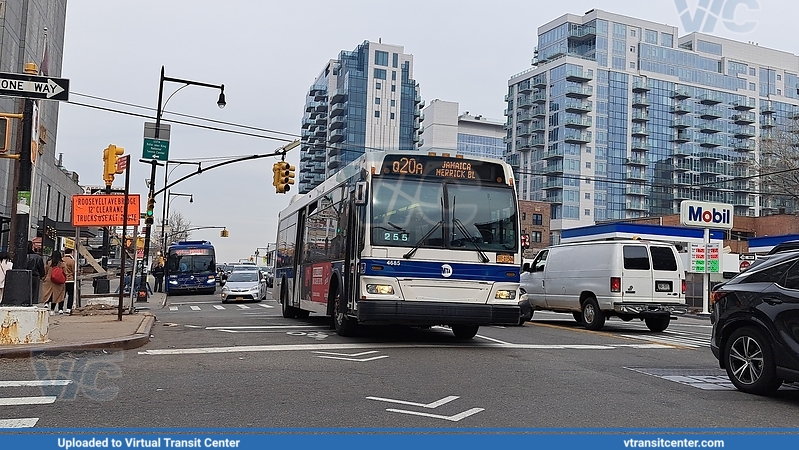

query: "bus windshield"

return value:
[371, 178, 518, 253]
[167, 253, 215, 274]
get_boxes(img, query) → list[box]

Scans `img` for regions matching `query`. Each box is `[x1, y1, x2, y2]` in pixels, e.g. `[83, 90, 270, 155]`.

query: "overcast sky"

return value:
[57, 0, 782, 263]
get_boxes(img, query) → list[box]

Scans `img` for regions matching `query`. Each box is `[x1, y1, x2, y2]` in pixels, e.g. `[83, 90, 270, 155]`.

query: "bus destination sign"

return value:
[381, 155, 505, 183]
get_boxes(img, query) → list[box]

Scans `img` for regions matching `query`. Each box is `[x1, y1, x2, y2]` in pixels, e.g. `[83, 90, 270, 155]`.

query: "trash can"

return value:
[93, 277, 110, 294]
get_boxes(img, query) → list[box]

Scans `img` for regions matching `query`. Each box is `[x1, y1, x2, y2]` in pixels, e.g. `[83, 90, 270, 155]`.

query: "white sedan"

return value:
[220, 270, 264, 302]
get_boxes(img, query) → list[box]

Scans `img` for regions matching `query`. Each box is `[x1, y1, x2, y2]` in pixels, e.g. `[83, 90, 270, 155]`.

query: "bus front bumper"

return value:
[356, 301, 520, 326]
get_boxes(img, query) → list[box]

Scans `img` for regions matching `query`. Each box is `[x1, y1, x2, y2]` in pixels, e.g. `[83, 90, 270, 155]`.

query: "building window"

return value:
[375, 97, 381, 104]
[585, 147, 591, 153]
[392, 71, 396, 81]
[390, 99, 396, 107]
[532, 231, 542, 243]
[585, 162, 591, 169]
[630, 62, 635, 69]
[376, 82, 381, 90]
[532, 214, 542, 226]
[375, 50, 389, 66]
[749, 82, 756, 91]
[374, 68, 387, 80]
[778, 89, 782, 95]
[630, 46, 635, 52]
[392, 53, 398, 68]
[750, 67, 756, 76]
[630, 29, 636, 37]
[644, 29, 657, 44]
[585, 177, 591, 184]
[777, 74, 782, 81]
[522, 212, 527, 221]
[585, 209, 591, 216]
[374, 110, 380, 118]
[585, 193, 591, 200]
[390, 112, 395, 120]
[391, 85, 396, 92]
[661, 33, 673, 47]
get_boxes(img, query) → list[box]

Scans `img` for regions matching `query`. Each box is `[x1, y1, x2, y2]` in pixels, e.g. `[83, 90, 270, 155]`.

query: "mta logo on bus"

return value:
[680, 201, 734, 229]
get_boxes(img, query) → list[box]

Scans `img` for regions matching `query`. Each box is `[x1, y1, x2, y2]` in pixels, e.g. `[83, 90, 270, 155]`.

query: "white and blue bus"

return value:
[166, 240, 217, 296]
[273, 151, 521, 338]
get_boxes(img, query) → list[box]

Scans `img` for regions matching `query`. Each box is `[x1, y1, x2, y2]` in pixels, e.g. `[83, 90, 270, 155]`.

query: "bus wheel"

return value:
[452, 325, 479, 339]
[296, 310, 310, 319]
[280, 285, 296, 319]
[333, 288, 357, 337]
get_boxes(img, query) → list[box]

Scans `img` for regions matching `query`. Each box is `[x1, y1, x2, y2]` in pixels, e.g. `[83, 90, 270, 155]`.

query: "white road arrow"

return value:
[366, 395, 484, 422]
[313, 350, 388, 362]
[366, 395, 459, 408]
[385, 407, 484, 422]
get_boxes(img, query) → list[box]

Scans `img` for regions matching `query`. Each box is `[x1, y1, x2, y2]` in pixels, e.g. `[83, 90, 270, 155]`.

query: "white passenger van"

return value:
[520, 240, 687, 331]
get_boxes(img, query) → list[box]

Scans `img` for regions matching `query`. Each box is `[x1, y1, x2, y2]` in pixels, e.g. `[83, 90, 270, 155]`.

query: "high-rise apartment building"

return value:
[299, 41, 423, 194]
[419, 99, 505, 160]
[505, 9, 799, 242]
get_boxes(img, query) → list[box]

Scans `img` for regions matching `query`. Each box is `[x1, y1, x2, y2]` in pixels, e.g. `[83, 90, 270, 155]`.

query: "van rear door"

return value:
[649, 245, 683, 303]
[621, 245, 654, 303]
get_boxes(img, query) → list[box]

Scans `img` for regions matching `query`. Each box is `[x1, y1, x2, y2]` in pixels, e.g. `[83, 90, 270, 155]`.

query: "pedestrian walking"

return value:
[0, 251, 13, 303]
[26, 241, 46, 306]
[40, 250, 67, 315]
[152, 260, 165, 293]
[63, 248, 76, 312]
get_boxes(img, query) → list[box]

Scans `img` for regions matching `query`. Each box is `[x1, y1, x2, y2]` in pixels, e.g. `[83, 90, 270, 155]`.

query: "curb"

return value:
[0, 313, 157, 359]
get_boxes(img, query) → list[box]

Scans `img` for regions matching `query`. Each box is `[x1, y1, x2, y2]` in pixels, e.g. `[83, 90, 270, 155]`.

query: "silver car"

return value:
[220, 270, 264, 302]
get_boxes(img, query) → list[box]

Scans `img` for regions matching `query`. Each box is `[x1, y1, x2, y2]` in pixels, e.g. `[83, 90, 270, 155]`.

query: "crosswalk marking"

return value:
[169, 306, 178, 311]
[164, 303, 278, 312]
[258, 304, 274, 309]
[0, 396, 57, 406]
[0, 380, 71, 388]
[189, 306, 201, 311]
[213, 305, 225, 310]
[0, 418, 39, 428]
[237, 305, 251, 309]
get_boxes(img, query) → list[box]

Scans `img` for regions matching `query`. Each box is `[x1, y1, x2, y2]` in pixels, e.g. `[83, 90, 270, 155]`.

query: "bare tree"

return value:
[157, 211, 192, 252]
[754, 118, 799, 212]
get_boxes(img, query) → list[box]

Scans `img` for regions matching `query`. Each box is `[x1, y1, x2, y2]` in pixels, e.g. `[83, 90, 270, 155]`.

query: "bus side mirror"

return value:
[354, 181, 368, 206]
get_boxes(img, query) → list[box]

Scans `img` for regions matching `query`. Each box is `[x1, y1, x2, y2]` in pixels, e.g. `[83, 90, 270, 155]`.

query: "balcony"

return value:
[329, 128, 345, 143]
[530, 135, 546, 147]
[517, 79, 533, 93]
[568, 25, 596, 40]
[530, 106, 547, 118]
[760, 116, 776, 128]
[698, 106, 723, 119]
[675, 175, 693, 186]
[531, 91, 547, 103]
[733, 100, 755, 111]
[670, 117, 691, 128]
[517, 125, 532, 137]
[626, 184, 647, 195]
[626, 155, 648, 166]
[631, 95, 650, 107]
[671, 86, 691, 100]
[300, 152, 312, 162]
[731, 112, 755, 124]
[697, 151, 722, 160]
[517, 112, 533, 123]
[698, 121, 723, 133]
[313, 126, 327, 138]
[733, 126, 755, 139]
[517, 97, 534, 109]
[564, 100, 591, 113]
[532, 74, 547, 88]
[327, 155, 343, 170]
[675, 190, 691, 200]
[631, 139, 649, 151]
[674, 160, 691, 171]
[631, 111, 650, 122]
[627, 171, 648, 181]
[632, 80, 651, 92]
[697, 135, 723, 147]
[670, 131, 690, 143]
[542, 148, 564, 159]
[565, 85, 593, 98]
[564, 116, 591, 128]
[530, 121, 546, 133]
[565, 68, 592, 82]
[671, 103, 691, 115]
[545, 194, 563, 204]
[760, 102, 776, 114]
[330, 102, 347, 117]
[542, 179, 564, 189]
[732, 139, 755, 151]
[631, 124, 649, 137]
[328, 116, 347, 130]
[698, 92, 723, 105]
[564, 132, 591, 144]
[673, 145, 691, 157]
[543, 164, 564, 175]
[330, 88, 347, 103]
[626, 200, 649, 211]
[311, 151, 326, 162]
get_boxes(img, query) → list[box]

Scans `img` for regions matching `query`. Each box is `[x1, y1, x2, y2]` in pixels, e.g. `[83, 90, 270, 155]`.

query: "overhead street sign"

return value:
[0, 72, 69, 101]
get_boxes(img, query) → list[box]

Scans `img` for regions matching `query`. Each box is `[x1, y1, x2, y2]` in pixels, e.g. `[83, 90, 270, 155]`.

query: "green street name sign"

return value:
[142, 138, 169, 161]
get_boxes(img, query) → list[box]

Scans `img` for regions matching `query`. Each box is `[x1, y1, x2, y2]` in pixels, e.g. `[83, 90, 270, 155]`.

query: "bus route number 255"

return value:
[384, 232, 409, 243]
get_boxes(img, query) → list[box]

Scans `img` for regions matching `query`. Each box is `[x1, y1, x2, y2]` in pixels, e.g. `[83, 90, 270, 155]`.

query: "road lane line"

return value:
[205, 325, 328, 330]
[169, 306, 178, 311]
[0, 418, 38, 428]
[0, 380, 71, 388]
[237, 305, 251, 309]
[0, 396, 57, 406]
[258, 304, 274, 308]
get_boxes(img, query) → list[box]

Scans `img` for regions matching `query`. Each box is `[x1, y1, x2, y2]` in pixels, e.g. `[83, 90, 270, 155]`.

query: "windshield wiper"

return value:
[453, 218, 490, 263]
[403, 220, 443, 259]
[387, 221, 408, 233]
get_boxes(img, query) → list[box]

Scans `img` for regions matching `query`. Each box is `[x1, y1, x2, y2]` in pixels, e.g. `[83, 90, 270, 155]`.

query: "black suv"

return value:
[710, 249, 799, 395]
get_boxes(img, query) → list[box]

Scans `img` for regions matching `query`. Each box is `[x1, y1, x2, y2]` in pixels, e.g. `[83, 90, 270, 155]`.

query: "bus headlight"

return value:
[366, 284, 394, 295]
[495, 290, 516, 300]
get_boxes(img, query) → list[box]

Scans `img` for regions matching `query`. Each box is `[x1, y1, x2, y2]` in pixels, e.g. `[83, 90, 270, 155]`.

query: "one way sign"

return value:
[0, 72, 69, 101]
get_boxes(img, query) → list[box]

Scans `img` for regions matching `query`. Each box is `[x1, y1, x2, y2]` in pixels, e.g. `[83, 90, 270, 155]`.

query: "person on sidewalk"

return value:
[63, 248, 76, 313]
[0, 251, 12, 303]
[152, 260, 165, 293]
[40, 250, 67, 315]
[26, 241, 46, 306]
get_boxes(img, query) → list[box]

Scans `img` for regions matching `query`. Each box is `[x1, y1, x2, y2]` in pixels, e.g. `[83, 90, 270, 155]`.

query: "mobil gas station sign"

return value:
[679, 200, 734, 230]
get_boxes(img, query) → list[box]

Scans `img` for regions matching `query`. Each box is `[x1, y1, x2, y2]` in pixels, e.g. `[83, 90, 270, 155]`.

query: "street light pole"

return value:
[162, 191, 192, 252]
[138, 66, 225, 302]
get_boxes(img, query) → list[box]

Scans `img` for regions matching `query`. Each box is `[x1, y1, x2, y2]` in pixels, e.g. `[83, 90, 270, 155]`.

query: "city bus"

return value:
[166, 240, 217, 295]
[273, 151, 522, 338]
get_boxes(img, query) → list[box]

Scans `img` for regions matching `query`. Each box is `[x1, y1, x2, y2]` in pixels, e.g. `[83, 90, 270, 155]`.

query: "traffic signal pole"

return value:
[138, 159, 158, 302]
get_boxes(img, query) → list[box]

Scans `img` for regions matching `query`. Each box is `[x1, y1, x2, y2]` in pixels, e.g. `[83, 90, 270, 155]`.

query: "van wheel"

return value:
[645, 317, 670, 332]
[582, 298, 605, 331]
[452, 325, 479, 339]
[572, 312, 583, 323]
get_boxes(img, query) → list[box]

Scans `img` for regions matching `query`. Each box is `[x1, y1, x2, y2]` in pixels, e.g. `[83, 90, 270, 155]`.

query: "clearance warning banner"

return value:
[71, 194, 140, 227]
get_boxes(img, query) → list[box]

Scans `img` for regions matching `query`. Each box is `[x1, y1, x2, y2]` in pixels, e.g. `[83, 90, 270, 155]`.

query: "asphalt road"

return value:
[1, 285, 798, 429]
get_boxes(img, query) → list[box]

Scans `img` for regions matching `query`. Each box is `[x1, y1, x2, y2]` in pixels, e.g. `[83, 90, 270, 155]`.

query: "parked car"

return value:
[710, 249, 799, 395]
[519, 240, 687, 331]
[220, 270, 264, 302]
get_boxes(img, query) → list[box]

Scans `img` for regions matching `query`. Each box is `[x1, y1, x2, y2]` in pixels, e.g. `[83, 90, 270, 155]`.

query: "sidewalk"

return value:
[0, 291, 164, 359]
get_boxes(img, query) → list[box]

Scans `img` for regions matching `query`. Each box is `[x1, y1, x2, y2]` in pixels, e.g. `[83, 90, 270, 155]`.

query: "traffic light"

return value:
[274, 161, 296, 194]
[0, 117, 9, 153]
[272, 162, 281, 192]
[220, 228, 229, 238]
[102, 144, 124, 186]
[145, 196, 155, 225]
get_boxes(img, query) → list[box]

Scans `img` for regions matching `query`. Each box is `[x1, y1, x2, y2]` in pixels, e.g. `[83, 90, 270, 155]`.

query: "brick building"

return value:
[519, 200, 551, 258]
